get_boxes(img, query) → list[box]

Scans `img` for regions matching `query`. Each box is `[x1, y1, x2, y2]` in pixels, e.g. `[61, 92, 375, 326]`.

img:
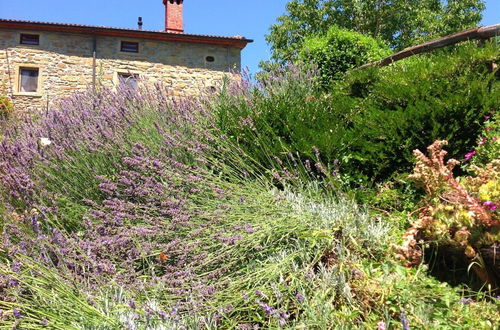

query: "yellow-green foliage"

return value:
[478, 179, 499, 202]
[0, 95, 13, 118]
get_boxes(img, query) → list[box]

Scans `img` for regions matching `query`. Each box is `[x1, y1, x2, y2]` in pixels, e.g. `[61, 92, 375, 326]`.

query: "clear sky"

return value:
[0, 0, 499, 76]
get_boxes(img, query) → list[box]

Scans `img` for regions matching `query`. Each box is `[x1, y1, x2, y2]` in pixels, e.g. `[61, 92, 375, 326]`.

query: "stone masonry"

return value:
[0, 0, 251, 117]
[0, 28, 246, 116]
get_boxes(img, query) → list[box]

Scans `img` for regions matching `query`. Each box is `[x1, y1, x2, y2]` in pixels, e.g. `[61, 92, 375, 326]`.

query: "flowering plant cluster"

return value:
[399, 140, 499, 287]
[469, 109, 499, 166]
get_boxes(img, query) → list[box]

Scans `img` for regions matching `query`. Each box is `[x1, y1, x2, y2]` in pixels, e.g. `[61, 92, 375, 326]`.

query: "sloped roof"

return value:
[0, 18, 253, 49]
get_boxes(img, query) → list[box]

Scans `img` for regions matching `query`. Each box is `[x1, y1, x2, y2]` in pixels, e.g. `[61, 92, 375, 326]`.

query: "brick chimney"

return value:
[163, 0, 184, 33]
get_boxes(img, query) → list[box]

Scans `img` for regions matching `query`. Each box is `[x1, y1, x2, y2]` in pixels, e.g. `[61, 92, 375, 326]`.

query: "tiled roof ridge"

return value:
[0, 18, 253, 44]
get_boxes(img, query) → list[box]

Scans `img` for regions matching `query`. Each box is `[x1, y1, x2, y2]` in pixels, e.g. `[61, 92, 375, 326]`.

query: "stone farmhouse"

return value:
[0, 0, 252, 115]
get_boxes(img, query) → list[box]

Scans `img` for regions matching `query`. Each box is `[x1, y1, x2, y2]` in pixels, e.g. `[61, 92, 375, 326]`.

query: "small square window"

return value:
[20, 34, 39, 45]
[118, 73, 139, 90]
[120, 41, 139, 53]
[19, 68, 39, 93]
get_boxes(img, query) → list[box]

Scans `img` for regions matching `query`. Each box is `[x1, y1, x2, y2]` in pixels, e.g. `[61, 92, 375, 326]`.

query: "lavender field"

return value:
[1, 58, 500, 329]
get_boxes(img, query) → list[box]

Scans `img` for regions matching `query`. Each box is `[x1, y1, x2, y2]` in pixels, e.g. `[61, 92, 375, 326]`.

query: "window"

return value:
[19, 68, 39, 93]
[120, 41, 139, 53]
[118, 73, 139, 90]
[20, 34, 39, 45]
[205, 56, 215, 63]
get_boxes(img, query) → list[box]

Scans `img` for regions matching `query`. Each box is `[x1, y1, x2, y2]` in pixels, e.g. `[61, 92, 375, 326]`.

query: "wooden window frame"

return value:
[120, 41, 139, 53]
[13, 65, 43, 97]
[20, 33, 40, 45]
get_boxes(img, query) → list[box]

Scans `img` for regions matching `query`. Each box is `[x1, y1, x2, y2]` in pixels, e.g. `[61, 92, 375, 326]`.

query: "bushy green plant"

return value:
[0, 95, 13, 119]
[341, 43, 500, 183]
[300, 26, 391, 87]
[219, 43, 499, 194]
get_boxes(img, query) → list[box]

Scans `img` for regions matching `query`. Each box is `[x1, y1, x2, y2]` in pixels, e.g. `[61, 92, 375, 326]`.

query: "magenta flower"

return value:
[478, 137, 488, 145]
[483, 201, 498, 211]
[464, 150, 476, 161]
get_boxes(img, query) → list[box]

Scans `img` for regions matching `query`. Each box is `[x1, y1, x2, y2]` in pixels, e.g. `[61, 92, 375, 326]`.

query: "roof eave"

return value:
[0, 20, 253, 49]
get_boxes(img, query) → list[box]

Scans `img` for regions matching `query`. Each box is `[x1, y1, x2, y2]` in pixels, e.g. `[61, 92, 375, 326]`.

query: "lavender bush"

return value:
[1, 71, 499, 328]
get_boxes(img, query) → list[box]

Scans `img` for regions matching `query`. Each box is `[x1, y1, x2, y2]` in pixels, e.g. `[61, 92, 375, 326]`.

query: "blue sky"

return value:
[1, 0, 498, 76]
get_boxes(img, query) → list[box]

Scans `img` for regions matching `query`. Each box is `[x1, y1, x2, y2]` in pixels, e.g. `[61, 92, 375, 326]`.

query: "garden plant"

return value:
[0, 42, 499, 329]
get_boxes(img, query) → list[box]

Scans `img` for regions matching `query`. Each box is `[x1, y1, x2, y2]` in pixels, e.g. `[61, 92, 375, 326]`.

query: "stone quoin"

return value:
[0, 0, 252, 115]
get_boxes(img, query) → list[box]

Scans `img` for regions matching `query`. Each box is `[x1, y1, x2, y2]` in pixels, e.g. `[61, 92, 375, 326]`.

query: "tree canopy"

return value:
[266, 0, 485, 64]
[300, 26, 391, 87]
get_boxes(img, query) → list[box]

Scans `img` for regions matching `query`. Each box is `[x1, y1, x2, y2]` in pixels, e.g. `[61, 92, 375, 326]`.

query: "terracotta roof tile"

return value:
[0, 18, 253, 48]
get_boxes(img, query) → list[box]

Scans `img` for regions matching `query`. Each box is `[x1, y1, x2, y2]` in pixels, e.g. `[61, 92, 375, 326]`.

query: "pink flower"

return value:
[483, 201, 498, 211]
[493, 137, 498, 142]
[485, 127, 493, 131]
[484, 115, 490, 120]
[478, 137, 488, 145]
[377, 321, 386, 330]
[464, 150, 476, 161]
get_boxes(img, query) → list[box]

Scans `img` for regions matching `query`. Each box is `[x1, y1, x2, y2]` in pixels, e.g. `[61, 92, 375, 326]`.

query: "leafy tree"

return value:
[300, 26, 391, 87]
[266, 0, 485, 64]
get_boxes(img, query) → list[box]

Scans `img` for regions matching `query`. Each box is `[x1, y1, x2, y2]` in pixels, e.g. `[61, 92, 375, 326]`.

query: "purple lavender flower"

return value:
[158, 311, 167, 320]
[11, 261, 21, 273]
[243, 224, 259, 233]
[296, 293, 305, 303]
[400, 311, 410, 330]
[459, 297, 474, 305]
[13, 309, 21, 319]
[254, 290, 264, 297]
[8, 278, 18, 288]
[261, 304, 273, 315]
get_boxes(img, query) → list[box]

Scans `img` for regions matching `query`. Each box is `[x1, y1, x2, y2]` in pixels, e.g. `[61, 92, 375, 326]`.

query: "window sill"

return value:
[13, 92, 43, 98]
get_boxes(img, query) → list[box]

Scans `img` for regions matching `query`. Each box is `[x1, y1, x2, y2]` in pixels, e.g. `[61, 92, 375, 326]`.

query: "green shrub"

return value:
[218, 43, 499, 194]
[300, 26, 390, 88]
[0, 95, 13, 119]
[342, 43, 500, 183]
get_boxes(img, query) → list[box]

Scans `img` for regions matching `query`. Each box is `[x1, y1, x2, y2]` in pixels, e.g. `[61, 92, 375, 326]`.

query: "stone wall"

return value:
[0, 29, 241, 116]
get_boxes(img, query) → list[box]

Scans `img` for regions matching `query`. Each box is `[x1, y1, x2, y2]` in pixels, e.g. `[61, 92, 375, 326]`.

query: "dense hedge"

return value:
[343, 43, 500, 182]
[217, 43, 500, 188]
